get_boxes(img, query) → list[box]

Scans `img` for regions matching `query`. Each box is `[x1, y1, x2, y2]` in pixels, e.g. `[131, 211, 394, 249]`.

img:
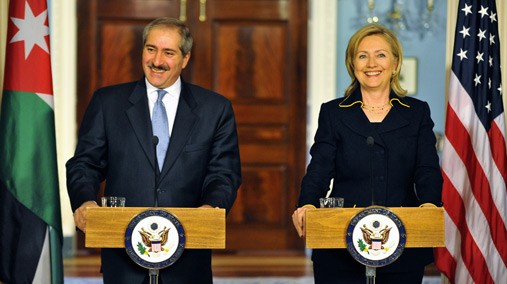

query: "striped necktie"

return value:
[152, 89, 169, 170]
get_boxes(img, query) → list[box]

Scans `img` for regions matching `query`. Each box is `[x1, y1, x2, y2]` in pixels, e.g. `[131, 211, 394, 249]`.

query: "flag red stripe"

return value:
[434, 246, 456, 282]
[442, 174, 492, 284]
[488, 120, 507, 184]
[443, 106, 499, 283]
[448, 105, 507, 268]
[435, 172, 459, 281]
[445, 105, 507, 268]
[487, 120, 507, 269]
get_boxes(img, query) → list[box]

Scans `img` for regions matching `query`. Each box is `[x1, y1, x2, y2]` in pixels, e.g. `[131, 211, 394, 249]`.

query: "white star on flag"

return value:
[476, 51, 484, 63]
[474, 73, 481, 86]
[489, 34, 495, 45]
[462, 3, 473, 16]
[489, 11, 497, 22]
[478, 5, 489, 18]
[9, 1, 49, 59]
[477, 29, 486, 41]
[459, 26, 470, 38]
[457, 48, 468, 61]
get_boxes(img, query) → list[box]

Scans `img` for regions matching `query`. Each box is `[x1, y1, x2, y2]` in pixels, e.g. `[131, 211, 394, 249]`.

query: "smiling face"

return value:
[353, 35, 397, 93]
[142, 27, 190, 89]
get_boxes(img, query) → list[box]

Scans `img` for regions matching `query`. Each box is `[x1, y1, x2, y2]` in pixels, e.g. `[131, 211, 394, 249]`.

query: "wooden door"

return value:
[76, 0, 307, 252]
[189, 0, 308, 251]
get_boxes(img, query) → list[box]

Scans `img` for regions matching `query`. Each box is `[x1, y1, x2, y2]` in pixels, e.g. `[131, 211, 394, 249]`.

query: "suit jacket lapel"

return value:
[126, 79, 158, 171]
[340, 90, 386, 147]
[160, 82, 198, 178]
[341, 106, 386, 147]
[339, 90, 411, 147]
[376, 106, 409, 134]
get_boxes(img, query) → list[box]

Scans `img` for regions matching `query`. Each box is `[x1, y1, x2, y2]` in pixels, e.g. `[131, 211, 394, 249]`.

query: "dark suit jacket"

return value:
[298, 89, 443, 277]
[66, 78, 241, 283]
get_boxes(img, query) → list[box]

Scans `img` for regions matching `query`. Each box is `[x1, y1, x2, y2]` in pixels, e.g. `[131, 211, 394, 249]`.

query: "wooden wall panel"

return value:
[97, 0, 180, 18]
[237, 126, 288, 144]
[215, 24, 287, 102]
[99, 23, 144, 86]
[229, 165, 287, 225]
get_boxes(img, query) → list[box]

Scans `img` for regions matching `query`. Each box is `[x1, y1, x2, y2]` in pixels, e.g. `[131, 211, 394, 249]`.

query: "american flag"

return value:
[434, 0, 507, 283]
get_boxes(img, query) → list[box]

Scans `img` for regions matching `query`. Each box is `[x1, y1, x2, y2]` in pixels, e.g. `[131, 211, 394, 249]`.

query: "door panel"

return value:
[99, 23, 144, 86]
[196, 0, 307, 251]
[214, 24, 287, 102]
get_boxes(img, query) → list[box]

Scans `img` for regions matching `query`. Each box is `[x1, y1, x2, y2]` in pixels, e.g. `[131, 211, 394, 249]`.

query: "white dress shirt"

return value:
[145, 77, 181, 136]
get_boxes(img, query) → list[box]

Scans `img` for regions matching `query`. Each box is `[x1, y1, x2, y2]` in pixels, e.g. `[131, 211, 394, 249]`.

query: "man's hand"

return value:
[292, 207, 310, 238]
[199, 204, 214, 209]
[73, 201, 99, 233]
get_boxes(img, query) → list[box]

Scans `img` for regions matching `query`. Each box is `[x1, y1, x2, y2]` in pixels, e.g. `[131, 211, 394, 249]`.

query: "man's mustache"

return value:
[148, 63, 169, 71]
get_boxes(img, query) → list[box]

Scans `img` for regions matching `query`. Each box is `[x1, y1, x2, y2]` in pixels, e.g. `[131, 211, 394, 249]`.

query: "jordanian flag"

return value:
[0, 0, 63, 283]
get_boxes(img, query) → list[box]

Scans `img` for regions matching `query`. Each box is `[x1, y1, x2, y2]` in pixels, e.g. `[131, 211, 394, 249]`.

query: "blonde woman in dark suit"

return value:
[292, 24, 442, 284]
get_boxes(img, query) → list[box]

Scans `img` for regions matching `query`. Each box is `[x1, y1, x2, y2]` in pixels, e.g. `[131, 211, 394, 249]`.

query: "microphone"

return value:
[152, 136, 160, 207]
[366, 136, 374, 147]
[366, 136, 375, 206]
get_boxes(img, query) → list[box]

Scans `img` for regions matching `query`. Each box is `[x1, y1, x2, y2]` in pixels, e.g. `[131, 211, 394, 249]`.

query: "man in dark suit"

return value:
[66, 17, 241, 283]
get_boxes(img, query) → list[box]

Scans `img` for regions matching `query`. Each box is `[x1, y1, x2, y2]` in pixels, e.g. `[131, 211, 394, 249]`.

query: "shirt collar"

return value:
[145, 77, 182, 101]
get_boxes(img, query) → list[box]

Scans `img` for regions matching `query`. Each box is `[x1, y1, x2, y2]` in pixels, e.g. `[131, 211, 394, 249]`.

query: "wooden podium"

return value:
[305, 207, 445, 249]
[85, 207, 226, 249]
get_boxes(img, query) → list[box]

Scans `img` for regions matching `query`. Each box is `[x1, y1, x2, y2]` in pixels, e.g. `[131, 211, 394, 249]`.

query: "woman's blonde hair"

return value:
[344, 24, 407, 97]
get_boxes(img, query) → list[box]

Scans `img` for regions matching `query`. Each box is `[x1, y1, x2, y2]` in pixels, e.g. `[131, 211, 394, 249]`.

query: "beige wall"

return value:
[0, 0, 7, 104]
[50, 0, 77, 237]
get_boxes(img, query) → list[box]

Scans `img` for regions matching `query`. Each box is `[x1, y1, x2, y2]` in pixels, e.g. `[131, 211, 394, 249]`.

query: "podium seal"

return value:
[346, 206, 406, 267]
[125, 209, 186, 269]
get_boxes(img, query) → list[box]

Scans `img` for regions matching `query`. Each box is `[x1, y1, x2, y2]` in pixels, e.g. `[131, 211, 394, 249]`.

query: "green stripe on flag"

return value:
[0, 90, 62, 236]
[49, 226, 63, 284]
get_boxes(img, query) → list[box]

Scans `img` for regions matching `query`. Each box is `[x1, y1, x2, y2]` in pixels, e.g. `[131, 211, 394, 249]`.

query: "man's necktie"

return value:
[152, 89, 169, 170]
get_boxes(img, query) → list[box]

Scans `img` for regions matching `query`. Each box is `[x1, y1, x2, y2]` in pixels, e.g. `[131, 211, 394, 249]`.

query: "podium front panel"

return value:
[305, 207, 444, 249]
[85, 207, 225, 249]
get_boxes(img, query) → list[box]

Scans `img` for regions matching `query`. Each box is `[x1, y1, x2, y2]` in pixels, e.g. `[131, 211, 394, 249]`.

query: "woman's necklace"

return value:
[361, 103, 391, 115]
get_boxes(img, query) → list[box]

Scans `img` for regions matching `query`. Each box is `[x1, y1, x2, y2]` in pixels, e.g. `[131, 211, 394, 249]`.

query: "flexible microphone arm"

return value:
[152, 136, 160, 207]
[366, 136, 375, 206]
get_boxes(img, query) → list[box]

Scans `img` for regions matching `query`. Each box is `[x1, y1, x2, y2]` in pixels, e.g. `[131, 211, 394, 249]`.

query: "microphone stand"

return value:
[152, 136, 160, 207]
[149, 269, 159, 284]
[365, 136, 376, 284]
[366, 136, 375, 206]
[150, 136, 160, 284]
[366, 266, 376, 284]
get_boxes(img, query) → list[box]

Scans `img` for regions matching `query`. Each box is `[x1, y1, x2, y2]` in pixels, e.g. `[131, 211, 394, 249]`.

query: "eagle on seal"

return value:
[360, 224, 391, 250]
[139, 226, 170, 252]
